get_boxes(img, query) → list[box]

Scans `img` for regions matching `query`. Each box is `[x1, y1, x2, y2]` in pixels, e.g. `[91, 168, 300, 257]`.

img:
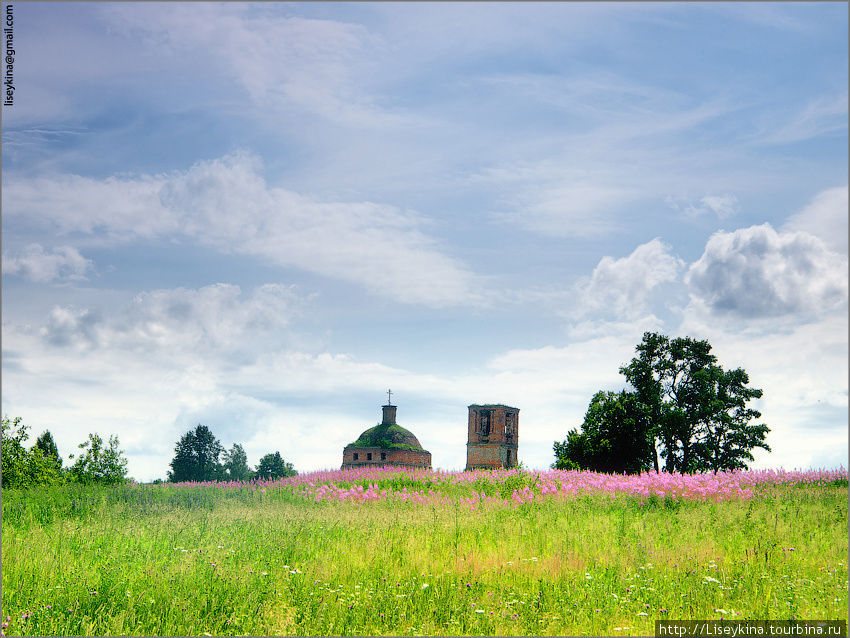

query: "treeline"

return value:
[167, 424, 296, 483]
[2, 416, 129, 488]
[2, 417, 297, 489]
[554, 332, 770, 475]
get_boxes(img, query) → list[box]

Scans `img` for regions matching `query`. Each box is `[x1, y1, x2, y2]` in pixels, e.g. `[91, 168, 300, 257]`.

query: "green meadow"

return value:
[2, 477, 847, 636]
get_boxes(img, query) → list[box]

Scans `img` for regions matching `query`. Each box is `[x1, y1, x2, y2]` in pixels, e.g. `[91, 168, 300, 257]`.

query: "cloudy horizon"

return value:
[2, 2, 847, 481]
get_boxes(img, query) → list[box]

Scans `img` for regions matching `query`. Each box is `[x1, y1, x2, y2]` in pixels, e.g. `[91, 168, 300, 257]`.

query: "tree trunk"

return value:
[651, 439, 659, 473]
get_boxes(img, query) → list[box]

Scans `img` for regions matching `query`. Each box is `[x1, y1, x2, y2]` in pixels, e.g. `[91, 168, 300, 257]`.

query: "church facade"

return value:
[341, 399, 432, 470]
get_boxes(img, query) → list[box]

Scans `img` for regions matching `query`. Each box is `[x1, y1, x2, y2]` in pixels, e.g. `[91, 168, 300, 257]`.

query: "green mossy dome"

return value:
[348, 423, 425, 452]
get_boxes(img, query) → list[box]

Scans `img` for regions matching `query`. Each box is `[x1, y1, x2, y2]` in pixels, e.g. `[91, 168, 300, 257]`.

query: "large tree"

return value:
[255, 452, 296, 481]
[554, 332, 770, 475]
[619, 332, 770, 474]
[168, 424, 225, 483]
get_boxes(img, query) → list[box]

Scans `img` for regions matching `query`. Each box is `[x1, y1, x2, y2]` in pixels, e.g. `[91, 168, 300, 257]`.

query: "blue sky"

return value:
[2, 2, 847, 481]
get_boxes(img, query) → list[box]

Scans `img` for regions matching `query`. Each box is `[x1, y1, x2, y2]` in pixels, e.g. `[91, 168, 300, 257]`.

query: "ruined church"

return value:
[341, 392, 519, 470]
[341, 392, 432, 470]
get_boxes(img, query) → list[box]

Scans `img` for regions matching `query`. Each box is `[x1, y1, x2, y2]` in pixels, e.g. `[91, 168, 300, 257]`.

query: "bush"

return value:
[1, 416, 63, 489]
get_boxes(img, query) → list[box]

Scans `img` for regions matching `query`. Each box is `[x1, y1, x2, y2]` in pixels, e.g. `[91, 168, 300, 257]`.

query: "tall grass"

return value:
[2, 469, 847, 636]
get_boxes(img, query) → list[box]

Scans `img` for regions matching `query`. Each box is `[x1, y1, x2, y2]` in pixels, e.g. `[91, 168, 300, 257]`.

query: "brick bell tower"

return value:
[465, 404, 519, 470]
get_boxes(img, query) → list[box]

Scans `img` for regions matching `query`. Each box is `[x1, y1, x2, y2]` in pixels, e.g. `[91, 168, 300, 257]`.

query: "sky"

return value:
[2, 2, 847, 482]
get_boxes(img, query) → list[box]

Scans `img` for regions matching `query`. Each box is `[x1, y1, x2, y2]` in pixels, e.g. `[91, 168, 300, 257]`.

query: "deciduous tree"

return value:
[167, 424, 225, 482]
[255, 451, 296, 480]
[35, 430, 63, 472]
[1, 416, 63, 488]
[223, 443, 253, 481]
[620, 332, 770, 473]
[554, 332, 770, 475]
[553, 390, 654, 474]
[69, 433, 129, 484]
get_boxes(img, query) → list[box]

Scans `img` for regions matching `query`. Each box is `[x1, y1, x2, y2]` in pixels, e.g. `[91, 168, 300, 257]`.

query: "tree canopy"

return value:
[1, 416, 63, 488]
[69, 433, 129, 484]
[255, 452, 297, 481]
[553, 390, 654, 475]
[554, 332, 770, 474]
[223, 443, 253, 481]
[3, 416, 130, 488]
[35, 430, 63, 472]
[168, 424, 225, 483]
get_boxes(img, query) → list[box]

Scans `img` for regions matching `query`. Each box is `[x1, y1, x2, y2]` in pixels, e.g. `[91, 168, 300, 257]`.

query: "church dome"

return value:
[341, 397, 432, 470]
[348, 422, 425, 451]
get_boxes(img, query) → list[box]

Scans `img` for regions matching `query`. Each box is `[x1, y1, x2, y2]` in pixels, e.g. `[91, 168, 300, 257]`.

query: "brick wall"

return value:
[466, 443, 518, 469]
[341, 445, 431, 470]
[466, 404, 520, 470]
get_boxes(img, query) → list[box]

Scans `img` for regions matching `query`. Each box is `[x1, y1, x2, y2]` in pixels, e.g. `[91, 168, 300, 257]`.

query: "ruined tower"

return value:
[465, 404, 519, 470]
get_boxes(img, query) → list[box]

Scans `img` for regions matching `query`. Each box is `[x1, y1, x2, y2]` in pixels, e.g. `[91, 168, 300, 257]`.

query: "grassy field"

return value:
[1, 468, 847, 636]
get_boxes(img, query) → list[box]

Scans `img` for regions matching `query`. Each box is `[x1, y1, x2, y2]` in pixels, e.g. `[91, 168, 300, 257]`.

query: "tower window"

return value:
[479, 411, 491, 436]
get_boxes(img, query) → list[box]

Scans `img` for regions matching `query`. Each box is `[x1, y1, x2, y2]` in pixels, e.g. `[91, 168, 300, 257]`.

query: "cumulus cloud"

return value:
[572, 238, 684, 320]
[41, 306, 102, 347]
[38, 283, 304, 358]
[4, 153, 481, 307]
[686, 223, 848, 318]
[2, 244, 92, 282]
[782, 185, 848, 254]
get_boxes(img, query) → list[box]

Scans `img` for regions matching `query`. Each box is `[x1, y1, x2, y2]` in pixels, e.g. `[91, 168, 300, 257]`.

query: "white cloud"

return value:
[698, 195, 739, 219]
[2, 244, 92, 283]
[4, 153, 482, 308]
[782, 185, 848, 254]
[665, 193, 740, 219]
[100, 4, 417, 130]
[39, 306, 102, 348]
[573, 238, 684, 320]
[685, 223, 848, 319]
[38, 283, 304, 360]
[4, 172, 176, 239]
[497, 181, 635, 237]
